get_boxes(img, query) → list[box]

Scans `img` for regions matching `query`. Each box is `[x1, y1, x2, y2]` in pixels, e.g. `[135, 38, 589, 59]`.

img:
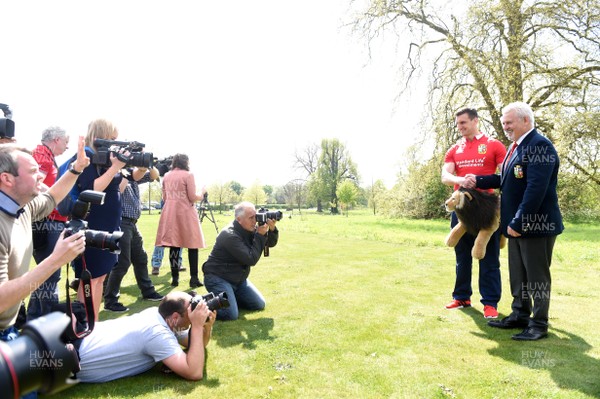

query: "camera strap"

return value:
[263, 231, 270, 257]
[64, 257, 95, 339]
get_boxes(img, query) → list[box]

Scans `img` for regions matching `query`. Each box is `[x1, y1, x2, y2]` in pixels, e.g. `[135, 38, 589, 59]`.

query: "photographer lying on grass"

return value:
[75, 291, 216, 382]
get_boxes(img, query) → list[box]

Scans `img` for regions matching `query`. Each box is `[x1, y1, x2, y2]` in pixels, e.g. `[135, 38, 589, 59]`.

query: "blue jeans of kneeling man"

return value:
[203, 274, 265, 321]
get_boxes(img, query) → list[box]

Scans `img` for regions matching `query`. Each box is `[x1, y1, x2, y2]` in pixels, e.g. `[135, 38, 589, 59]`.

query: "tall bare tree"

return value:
[353, 0, 600, 185]
[283, 179, 308, 213]
[294, 143, 324, 211]
[294, 143, 320, 176]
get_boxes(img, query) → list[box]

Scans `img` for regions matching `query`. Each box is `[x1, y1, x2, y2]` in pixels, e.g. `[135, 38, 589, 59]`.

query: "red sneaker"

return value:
[483, 305, 499, 319]
[445, 299, 471, 309]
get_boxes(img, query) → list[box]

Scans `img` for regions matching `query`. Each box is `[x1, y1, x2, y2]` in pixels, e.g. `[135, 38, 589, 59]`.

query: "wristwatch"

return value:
[68, 164, 82, 175]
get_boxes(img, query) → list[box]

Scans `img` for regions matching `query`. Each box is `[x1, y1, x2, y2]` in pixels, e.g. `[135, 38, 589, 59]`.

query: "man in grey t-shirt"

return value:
[77, 291, 215, 382]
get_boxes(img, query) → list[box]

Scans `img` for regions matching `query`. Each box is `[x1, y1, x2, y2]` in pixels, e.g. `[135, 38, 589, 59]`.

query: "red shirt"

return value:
[444, 134, 507, 191]
[32, 144, 68, 222]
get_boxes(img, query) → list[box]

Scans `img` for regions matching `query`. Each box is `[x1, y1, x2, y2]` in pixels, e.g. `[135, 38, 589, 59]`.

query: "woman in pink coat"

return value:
[155, 154, 206, 287]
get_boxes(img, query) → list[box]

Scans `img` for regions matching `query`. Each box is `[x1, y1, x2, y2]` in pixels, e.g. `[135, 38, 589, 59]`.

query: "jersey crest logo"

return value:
[478, 144, 487, 154]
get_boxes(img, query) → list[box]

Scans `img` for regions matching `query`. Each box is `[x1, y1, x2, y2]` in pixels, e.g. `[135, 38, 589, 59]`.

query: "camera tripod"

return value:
[198, 195, 218, 233]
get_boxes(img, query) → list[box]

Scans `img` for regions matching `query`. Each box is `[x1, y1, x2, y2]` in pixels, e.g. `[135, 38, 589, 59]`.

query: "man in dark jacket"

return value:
[202, 201, 279, 320]
[466, 101, 563, 341]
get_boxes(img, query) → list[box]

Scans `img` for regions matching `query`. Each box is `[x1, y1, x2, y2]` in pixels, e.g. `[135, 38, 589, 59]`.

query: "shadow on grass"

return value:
[212, 314, 275, 350]
[463, 307, 600, 398]
[60, 363, 221, 399]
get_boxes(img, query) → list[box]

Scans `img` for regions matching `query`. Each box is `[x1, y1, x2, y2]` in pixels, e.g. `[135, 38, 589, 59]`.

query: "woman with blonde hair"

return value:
[155, 153, 206, 288]
[70, 119, 127, 319]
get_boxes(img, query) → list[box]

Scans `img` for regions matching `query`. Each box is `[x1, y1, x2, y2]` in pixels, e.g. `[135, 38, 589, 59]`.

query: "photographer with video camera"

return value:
[75, 291, 215, 382]
[202, 202, 279, 321]
[68, 119, 129, 322]
[103, 166, 163, 312]
[0, 139, 89, 399]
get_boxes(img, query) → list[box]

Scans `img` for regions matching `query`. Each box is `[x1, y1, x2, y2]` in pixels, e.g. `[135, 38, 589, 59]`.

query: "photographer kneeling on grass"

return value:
[202, 201, 279, 321]
[75, 291, 215, 382]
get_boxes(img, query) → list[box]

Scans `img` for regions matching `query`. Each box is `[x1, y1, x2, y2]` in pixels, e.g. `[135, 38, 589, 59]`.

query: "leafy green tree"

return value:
[378, 149, 449, 220]
[208, 182, 236, 213]
[229, 181, 243, 196]
[315, 138, 358, 214]
[243, 180, 268, 206]
[336, 179, 359, 217]
[365, 179, 387, 215]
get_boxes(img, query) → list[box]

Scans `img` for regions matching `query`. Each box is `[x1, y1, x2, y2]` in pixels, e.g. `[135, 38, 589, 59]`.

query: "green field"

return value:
[56, 209, 600, 399]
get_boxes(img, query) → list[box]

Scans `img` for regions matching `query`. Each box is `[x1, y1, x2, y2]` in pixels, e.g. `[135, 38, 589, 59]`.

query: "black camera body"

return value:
[0, 312, 81, 398]
[0, 103, 15, 139]
[63, 190, 123, 254]
[92, 139, 153, 168]
[190, 292, 230, 312]
[154, 156, 173, 177]
[256, 208, 283, 226]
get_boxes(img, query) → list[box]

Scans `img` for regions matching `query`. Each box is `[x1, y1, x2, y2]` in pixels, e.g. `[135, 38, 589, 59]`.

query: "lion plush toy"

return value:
[444, 188, 506, 259]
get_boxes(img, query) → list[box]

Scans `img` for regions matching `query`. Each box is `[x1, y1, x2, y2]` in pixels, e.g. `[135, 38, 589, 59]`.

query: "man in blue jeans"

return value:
[202, 202, 279, 320]
[441, 108, 506, 319]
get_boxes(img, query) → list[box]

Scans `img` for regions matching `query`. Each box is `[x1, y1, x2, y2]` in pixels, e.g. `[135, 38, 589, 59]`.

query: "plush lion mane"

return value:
[453, 188, 499, 235]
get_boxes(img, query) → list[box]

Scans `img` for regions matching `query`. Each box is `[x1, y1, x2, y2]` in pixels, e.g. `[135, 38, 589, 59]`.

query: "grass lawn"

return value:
[55, 209, 600, 399]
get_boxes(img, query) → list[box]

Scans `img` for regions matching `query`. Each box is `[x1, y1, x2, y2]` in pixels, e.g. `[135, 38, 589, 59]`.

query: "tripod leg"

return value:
[208, 208, 218, 233]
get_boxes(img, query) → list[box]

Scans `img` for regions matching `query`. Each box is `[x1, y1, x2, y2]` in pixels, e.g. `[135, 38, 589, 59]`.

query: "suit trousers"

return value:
[507, 235, 557, 330]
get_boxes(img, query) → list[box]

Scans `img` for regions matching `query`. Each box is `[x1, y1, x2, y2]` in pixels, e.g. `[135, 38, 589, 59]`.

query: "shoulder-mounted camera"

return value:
[92, 139, 153, 168]
[153, 155, 174, 176]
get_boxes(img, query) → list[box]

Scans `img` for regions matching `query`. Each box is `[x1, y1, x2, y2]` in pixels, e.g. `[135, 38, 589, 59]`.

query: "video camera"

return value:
[0, 103, 15, 139]
[154, 156, 173, 177]
[92, 139, 153, 168]
[64, 190, 123, 254]
[256, 208, 283, 226]
[0, 312, 81, 398]
[190, 291, 230, 313]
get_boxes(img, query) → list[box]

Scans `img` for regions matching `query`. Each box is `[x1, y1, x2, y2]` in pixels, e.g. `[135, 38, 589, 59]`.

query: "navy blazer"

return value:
[476, 129, 563, 237]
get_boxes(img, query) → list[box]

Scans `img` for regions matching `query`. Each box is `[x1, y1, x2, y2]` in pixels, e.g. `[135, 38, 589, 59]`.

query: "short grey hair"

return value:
[234, 201, 255, 219]
[502, 102, 535, 129]
[41, 126, 67, 144]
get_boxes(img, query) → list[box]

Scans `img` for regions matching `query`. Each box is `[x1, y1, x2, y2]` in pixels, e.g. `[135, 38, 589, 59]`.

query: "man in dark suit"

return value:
[465, 101, 563, 341]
